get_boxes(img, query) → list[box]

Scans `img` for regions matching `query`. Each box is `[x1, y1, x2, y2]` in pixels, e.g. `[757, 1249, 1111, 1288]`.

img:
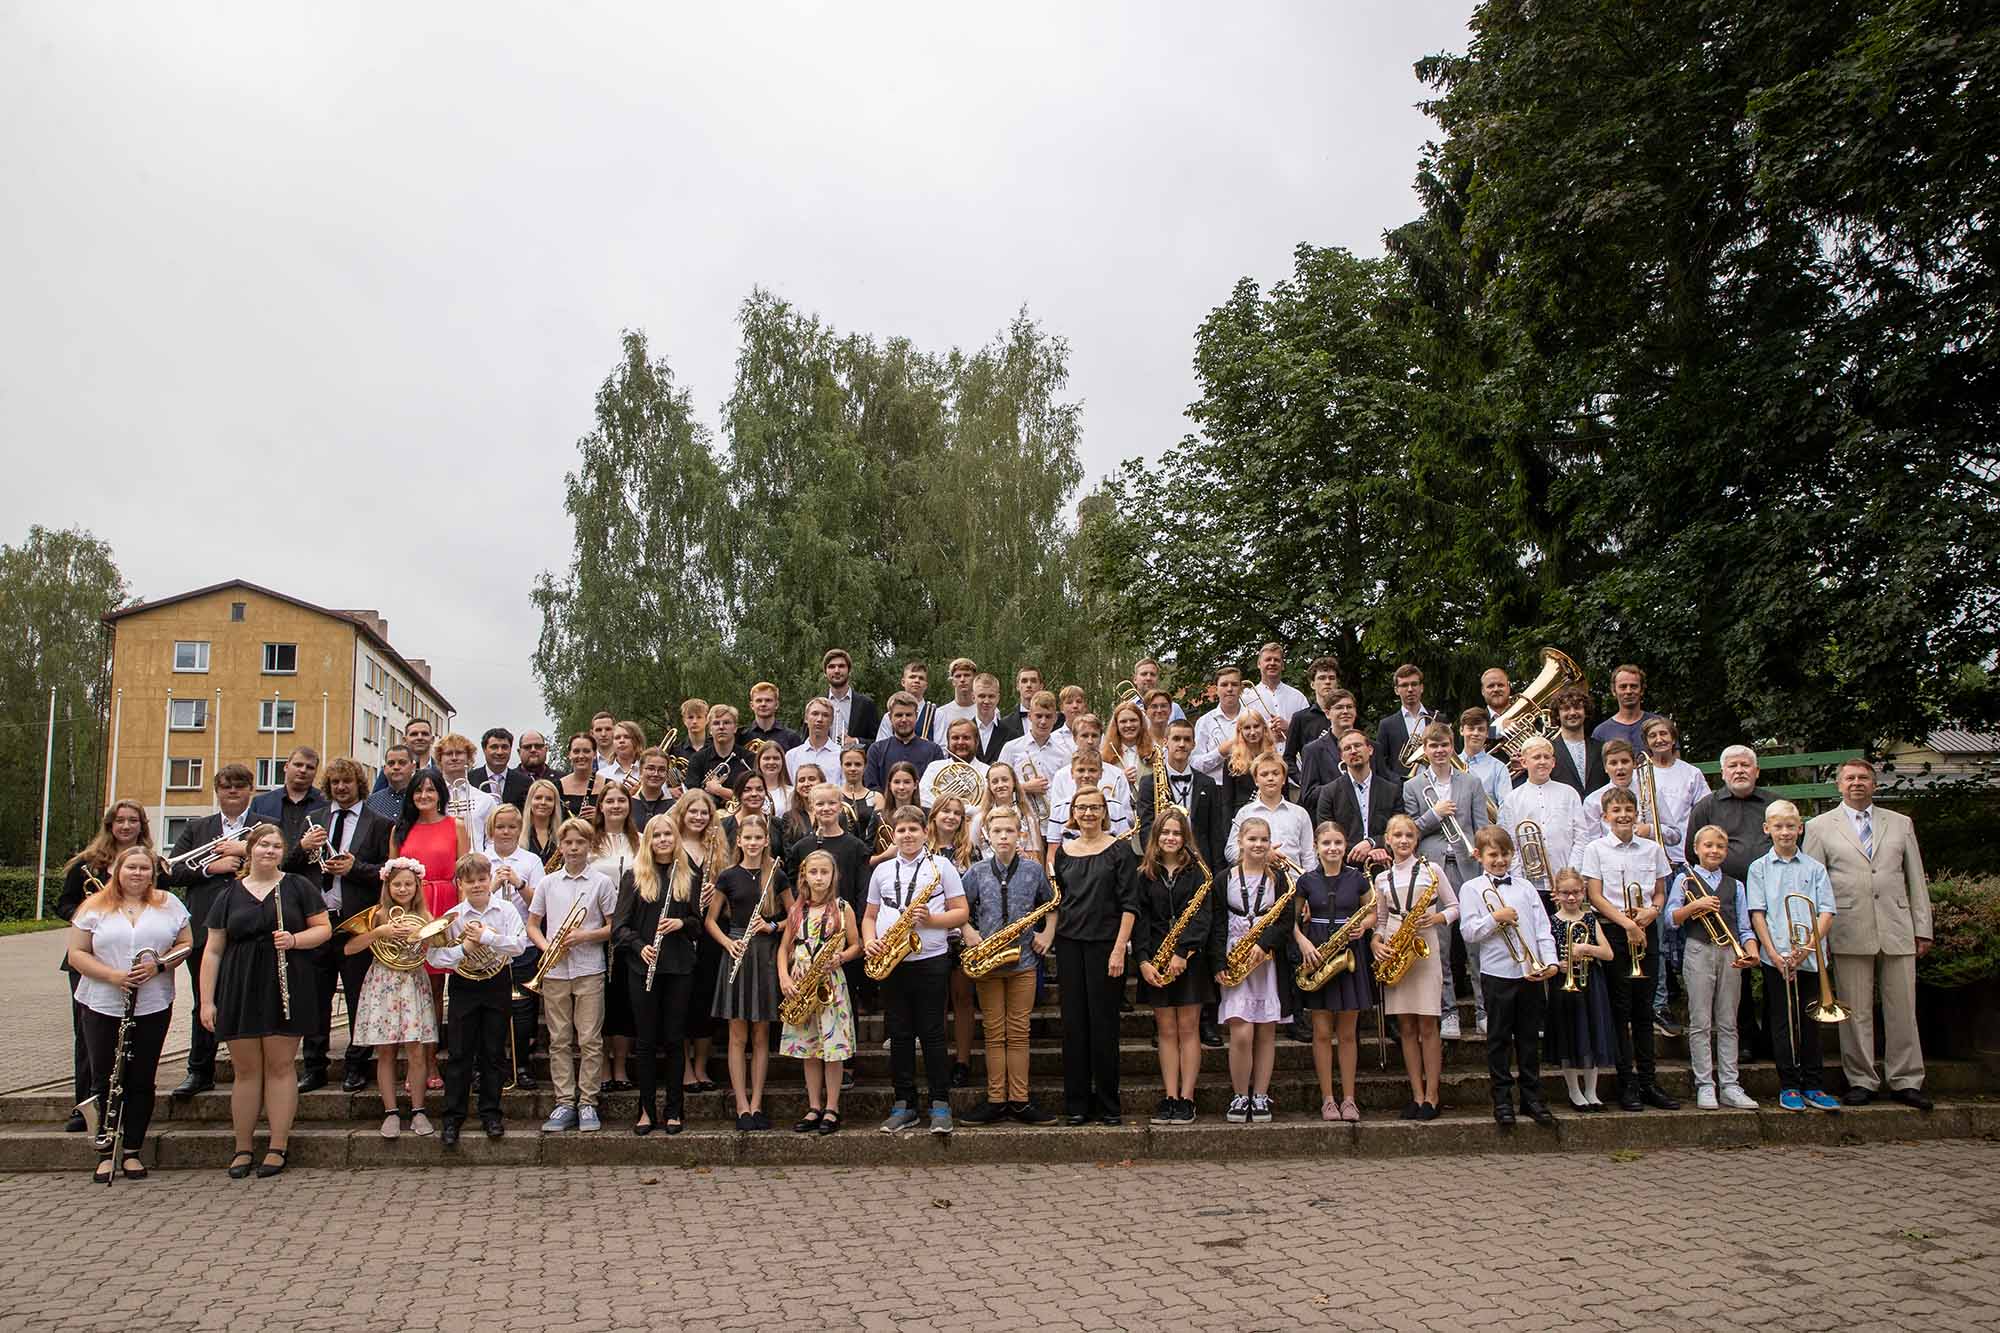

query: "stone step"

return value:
[4, 1097, 1991, 1172]
[17, 1058, 1992, 1127]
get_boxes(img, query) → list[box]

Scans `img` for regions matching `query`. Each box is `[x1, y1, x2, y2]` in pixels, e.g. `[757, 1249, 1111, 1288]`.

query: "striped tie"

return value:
[1858, 810, 1874, 859]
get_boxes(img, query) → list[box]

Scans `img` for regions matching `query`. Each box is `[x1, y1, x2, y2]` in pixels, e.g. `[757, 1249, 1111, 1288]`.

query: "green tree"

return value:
[532, 330, 734, 743]
[0, 526, 126, 867]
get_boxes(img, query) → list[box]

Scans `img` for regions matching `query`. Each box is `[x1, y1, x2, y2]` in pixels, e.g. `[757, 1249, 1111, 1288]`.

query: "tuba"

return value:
[864, 858, 943, 981]
[1297, 889, 1376, 992]
[1373, 861, 1437, 988]
[962, 879, 1062, 980]
[1490, 648, 1587, 760]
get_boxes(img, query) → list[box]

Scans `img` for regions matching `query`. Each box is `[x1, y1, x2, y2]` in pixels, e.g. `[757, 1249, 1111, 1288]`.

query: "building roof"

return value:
[103, 578, 455, 714]
[1925, 728, 2000, 755]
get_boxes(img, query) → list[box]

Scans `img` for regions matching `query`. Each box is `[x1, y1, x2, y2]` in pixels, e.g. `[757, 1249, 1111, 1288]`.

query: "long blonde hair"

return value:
[1101, 700, 1156, 767]
[668, 789, 727, 906]
[974, 762, 1041, 854]
[785, 848, 843, 938]
[929, 797, 974, 869]
[633, 812, 684, 904]
[1227, 710, 1276, 777]
[522, 778, 563, 849]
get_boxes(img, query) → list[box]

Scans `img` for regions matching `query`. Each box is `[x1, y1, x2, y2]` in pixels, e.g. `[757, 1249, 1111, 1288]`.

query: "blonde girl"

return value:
[345, 858, 438, 1138]
[706, 812, 791, 1129]
[1372, 813, 1458, 1120]
[777, 850, 861, 1134]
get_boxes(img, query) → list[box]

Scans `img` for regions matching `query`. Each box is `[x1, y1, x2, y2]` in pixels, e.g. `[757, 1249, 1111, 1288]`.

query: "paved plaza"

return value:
[4, 1139, 1997, 1331]
[0, 926, 196, 1094]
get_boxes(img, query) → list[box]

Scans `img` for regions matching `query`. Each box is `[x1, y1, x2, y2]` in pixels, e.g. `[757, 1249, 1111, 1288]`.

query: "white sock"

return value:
[1563, 1069, 1585, 1105]
[1584, 1068, 1602, 1104]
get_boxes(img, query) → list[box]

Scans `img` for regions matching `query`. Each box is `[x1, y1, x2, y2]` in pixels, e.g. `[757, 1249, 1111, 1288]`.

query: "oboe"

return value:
[274, 882, 291, 1022]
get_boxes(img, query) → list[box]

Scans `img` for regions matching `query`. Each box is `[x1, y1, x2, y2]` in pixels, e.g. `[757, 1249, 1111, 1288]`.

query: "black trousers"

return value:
[181, 936, 218, 1080]
[79, 1007, 171, 1152]
[68, 982, 92, 1106]
[1763, 964, 1826, 1091]
[882, 954, 951, 1108]
[510, 947, 541, 1069]
[631, 968, 694, 1123]
[1604, 920, 1658, 1084]
[443, 974, 512, 1123]
[301, 937, 372, 1077]
[1481, 974, 1547, 1109]
[1056, 935, 1122, 1120]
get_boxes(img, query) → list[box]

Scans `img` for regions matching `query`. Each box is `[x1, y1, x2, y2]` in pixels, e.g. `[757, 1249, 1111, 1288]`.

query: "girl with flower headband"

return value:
[343, 856, 438, 1138]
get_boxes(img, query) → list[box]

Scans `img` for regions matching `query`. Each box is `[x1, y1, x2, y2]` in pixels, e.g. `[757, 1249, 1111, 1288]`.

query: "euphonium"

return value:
[778, 927, 846, 1027]
[1517, 820, 1551, 888]
[522, 893, 591, 994]
[1297, 889, 1376, 992]
[1373, 863, 1437, 988]
[1620, 880, 1647, 978]
[1490, 648, 1586, 760]
[1145, 860, 1213, 979]
[864, 858, 943, 981]
[961, 880, 1062, 980]
[1219, 864, 1299, 989]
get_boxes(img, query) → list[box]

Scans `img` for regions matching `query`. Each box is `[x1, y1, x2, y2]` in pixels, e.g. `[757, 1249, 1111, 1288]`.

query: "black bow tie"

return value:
[1493, 875, 1511, 886]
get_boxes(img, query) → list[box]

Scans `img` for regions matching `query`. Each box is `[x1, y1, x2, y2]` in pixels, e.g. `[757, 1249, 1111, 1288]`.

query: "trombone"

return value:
[1782, 890, 1848, 1030]
[1481, 883, 1546, 974]
[1619, 880, 1647, 978]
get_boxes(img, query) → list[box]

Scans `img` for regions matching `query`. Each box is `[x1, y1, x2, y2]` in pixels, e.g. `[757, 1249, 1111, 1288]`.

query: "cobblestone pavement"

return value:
[0, 927, 197, 1094]
[5, 1140, 1997, 1331]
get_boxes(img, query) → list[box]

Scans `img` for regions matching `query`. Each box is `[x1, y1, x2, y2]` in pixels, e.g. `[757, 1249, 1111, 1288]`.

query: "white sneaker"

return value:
[409, 1111, 434, 1137]
[1475, 1016, 1488, 1036]
[1440, 1014, 1462, 1039]
[1695, 1087, 1719, 1110]
[1720, 1086, 1760, 1110]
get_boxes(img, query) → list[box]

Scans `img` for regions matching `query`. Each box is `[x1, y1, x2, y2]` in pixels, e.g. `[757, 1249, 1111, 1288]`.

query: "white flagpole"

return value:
[106, 687, 123, 804]
[34, 687, 55, 919]
[159, 688, 173, 818]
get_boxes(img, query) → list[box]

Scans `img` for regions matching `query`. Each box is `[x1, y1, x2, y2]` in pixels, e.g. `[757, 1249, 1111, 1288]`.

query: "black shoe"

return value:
[297, 1069, 328, 1094]
[817, 1111, 842, 1135]
[751, 1110, 771, 1131]
[735, 1112, 754, 1131]
[342, 1069, 369, 1093]
[513, 1072, 538, 1091]
[1012, 1102, 1055, 1125]
[1652, 1015, 1682, 1038]
[1493, 1103, 1516, 1126]
[226, 1151, 255, 1179]
[602, 1078, 631, 1093]
[1200, 1023, 1225, 1049]
[1619, 1091, 1644, 1112]
[794, 1109, 825, 1134]
[1149, 1097, 1177, 1125]
[963, 1101, 1009, 1125]
[1400, 1101, 1422, 1121]
[1641, 1085, 1680, 1111]
[1525, 1103, 1557, 1127]
[441, 1122, 461, 1148]
[171, 1074, 214, 1102]
[1843, 1086, 1875, 1106]
[65, 1111, 86, 1134]
[633, 1119, 654, 1137]
[1418, 1102, 1439, 1121]
[950, 1062, 971, 1088]
[1099, 1114, 1122, 1126]
[1288, 1019, 1312, 1044]
[254, 1148, 289, 1178]
[1176, 1098, 1198, 1123]
[483, 1117, 504, 1139]
[1065, 1113, 1089, 1126]
[120, 1155, 148, 1180]
[1891, 1087, 1934, 1112]
[93, 1158, 115, 1185]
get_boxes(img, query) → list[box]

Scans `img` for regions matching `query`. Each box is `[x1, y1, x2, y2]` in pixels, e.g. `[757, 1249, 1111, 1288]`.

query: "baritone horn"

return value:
[1490, 647, 1587, 761]
[1517, 819, 1550, 887]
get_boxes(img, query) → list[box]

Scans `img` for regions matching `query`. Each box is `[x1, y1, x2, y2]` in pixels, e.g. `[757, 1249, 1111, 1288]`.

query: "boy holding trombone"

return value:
[1458, 826, 1560, 1126]
[1746, 801, 1841, 1112]
[1667, 825, 1761, 1110]
[1579, 787, 1678, 1111]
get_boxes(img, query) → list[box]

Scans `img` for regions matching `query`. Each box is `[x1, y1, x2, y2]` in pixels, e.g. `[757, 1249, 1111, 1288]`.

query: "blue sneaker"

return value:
[929, 1102, 953, 1136]
[1778, 1089, 1806, 1112]
[879, 1102, 921, 1134]
[1803, 1090, 1841, 1112]
[578, 1105, 602, 1132]
[541, 1103, 578, 1132]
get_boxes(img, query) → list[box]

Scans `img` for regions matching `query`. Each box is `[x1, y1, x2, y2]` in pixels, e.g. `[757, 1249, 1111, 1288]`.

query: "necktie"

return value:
[1858, 810, 1873, 859]
[330, 808, 349, 857]
[488, 770, 503, 797]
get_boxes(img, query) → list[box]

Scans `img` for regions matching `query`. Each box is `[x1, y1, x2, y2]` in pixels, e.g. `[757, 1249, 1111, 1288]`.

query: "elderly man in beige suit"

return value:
[1803, 758, 1933, 1110]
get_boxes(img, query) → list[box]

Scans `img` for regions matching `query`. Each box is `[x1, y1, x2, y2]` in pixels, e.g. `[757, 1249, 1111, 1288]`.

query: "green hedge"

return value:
[1881, 782, 2000, 878]
[0, 866, 48, 922]
[1920, 877, 2000, 990]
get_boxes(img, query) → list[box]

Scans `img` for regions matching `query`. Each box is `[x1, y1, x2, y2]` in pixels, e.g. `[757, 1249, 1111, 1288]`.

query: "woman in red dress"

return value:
[389, 770, 467, 1090]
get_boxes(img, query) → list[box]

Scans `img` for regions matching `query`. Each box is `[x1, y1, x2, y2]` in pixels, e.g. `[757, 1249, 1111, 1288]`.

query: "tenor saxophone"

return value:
[1219, 868, 1299, 988]
[961, 878, 1062, 980]
[1145, 860, 1212, 979]
[1372, 863, 1438, 988]
[1296, 890, 1377, 992]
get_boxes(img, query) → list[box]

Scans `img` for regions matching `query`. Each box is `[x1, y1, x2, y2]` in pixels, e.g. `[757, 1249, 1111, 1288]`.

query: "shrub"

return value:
[1919, 877, 2000, 990]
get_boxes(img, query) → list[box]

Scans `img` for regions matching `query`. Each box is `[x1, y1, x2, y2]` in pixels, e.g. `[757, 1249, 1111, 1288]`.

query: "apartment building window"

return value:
[230, 602, 246, 622]
[169, 698, 208, 731]
[172, 641, 210, 673]
[255, 758, 285, 789]
[262, 642, 298, 674]
[362, 709, 379, 744]
[259, 699, 296, 732]
[168, 757, 204, 790]
[165, 816, 200, 847]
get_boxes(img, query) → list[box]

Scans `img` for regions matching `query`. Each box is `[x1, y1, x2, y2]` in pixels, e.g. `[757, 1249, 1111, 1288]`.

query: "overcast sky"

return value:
[2, 1, 1474, 740]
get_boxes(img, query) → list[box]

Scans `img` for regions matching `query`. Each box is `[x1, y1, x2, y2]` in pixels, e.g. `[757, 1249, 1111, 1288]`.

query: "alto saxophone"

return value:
[778, 921, 847, 1027]
[1373, 861, 1438, 988]
[864, 858, 943, 980]
[1296, 889, 1377, 992]
[1145, 860, 1212, 980]
[1127, 745, 1175, 849]
[1219, 868, 1299, 989]
[961, 877, 1062, 980]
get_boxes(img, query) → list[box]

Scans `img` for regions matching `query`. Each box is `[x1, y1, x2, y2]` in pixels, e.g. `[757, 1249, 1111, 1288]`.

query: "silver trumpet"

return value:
[163, 829, 241, 874]
[1422, 774, 1475, 862]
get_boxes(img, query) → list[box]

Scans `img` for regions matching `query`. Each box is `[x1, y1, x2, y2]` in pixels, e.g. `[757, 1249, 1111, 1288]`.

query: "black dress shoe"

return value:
[1843, 1085, 1875, 1106]
[1200, 1023, 1225, 1049]
[1641, 1085, 1680, 1111]
[1400, 1101, 1422, 1121]
[950, 1062, 971, 1089]
[1492, 1103, 1516, 1126]
[1012, 1102, 1055, 1125]
[1099, 1114, 1122, 1126]
[171, 1074, 214, 1102]
[514, 1073, 538, 1091]
[342, 1070, 369, 1093]
[1891, 1087, 1934, 1111]
[65, 1111, 86, 1133]
[483, 1117, 505, 1139]
[441, 1122, 461, 1147]
[962, 1101, 1009, 1125]
[1525, 1103, 1557, 1127]
[1065, 1113, 1089, 1126]
[1619, 1092, 1644, 1112]
[297, 1070, 328, 1094]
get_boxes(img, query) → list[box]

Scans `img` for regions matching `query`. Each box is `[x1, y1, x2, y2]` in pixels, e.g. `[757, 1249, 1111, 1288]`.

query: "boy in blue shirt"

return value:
[1746, 801, 1839, 1112]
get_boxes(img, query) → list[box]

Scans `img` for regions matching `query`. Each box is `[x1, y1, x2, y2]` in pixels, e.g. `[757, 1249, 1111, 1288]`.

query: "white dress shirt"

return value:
[443, 779, 497, 855]
[787, 736, 844, 784]
[1578, 832, 1671, 905]
[71, 896, 192, 1017]
[1044, 767, 1134, 842]
[485, 846, 545, 918]
[866, 852, 966, 962]
[1191, 704, 1245, 776]
[322, 799, 365, 919]
[1241, 680, 1310, 756]
[999, 731, 1075, 790]
[1459, 871, 1559, 979]
[1576, 780, 1640, 865]
[1225, 796, 1313, 870]
[1500, 778, 1584, 882]
[823, 688, 857, 745]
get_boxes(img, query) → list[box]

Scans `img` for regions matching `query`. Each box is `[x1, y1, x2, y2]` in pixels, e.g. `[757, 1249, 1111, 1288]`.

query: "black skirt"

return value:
[208, 876, 324, 1042]
[1293, 921, 1375, 1014]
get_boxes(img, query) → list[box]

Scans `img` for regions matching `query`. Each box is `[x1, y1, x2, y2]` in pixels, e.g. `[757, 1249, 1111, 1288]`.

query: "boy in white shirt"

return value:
[1579, 788, 1678, 1112]
[864, 807, 969, 1136]
[1458, 827, 1560, 1126]
[428, 854, 528, 1145]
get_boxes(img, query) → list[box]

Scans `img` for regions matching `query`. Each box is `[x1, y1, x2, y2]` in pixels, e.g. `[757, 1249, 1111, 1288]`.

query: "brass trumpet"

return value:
[1682, 871, 1746, 963]
[1482, 882, 1545, 974]
[1620, 880, 1647, 978]
[523, 893, 591, 994]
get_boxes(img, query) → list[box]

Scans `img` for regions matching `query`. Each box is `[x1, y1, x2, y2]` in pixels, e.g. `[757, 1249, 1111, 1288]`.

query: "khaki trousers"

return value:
[975, 969, 1036, 1104]
[542, 972, 606, 1108]
[1832, 951, 1925, 1092]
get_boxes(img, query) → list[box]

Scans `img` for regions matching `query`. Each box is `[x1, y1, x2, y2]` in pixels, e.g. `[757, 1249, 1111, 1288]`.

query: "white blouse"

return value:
[72, 896, 192, 1018]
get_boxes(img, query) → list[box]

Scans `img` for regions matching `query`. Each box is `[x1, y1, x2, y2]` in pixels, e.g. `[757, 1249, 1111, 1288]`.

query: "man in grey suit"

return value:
[1802, 758, 1934, 1110]
[1404, 720, 1490, 1038]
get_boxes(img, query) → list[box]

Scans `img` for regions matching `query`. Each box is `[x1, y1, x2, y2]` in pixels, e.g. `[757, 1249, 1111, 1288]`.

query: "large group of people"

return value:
[54, 644, 1940, 1176]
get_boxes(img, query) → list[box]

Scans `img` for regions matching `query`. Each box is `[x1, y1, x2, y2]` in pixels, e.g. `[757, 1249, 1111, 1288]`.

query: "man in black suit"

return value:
[299, 757, 390, 1092]
[1547, 687, 1606, 795]
[971, 672, 1012, 764]
[470, 727, 533, 809]
[1292, 689, 1359, 814]
[168, 763, 257, 1099]
[1285, 658, 1347, 758]
[821, 647, 880, 748]
[1314, 729, 1403, 870]
[1373, 663, 1435, 785]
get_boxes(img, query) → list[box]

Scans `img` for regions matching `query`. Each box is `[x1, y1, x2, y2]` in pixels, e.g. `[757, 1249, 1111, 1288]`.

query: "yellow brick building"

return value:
[102, 580, 454, 847]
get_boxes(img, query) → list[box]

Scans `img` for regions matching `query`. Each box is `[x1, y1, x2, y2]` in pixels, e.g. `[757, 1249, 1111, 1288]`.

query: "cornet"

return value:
[1682, 871, 1745, 963]
[1560, 918, 1590, 992]
[303, 815, 329, 869]
[164, 828, 243, 874]
[1482, 882, 1546, 974]
[1620, 881, 1647, 978]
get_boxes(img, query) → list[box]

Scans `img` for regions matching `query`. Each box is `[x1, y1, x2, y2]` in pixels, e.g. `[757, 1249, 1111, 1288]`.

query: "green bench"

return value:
[1691, 748, 1863, 808]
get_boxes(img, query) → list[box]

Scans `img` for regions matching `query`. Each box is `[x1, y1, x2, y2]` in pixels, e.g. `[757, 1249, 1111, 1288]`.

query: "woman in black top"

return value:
[613, 814, 701, 1135]
[1134, 808, 1214, 1124]
[197, 823, 331, 1178]
[672, 790, 728, 1096]
[556, 734, 604, 821]
[1293, 821, 1378, 1122]
[1051, 788, 1138, 1125]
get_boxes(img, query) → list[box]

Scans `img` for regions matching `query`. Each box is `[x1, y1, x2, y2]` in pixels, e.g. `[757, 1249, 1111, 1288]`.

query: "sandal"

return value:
[794, 1108, 825, 1134]
[256, 1147, 289, 1178]
[121, 1155, 148, 1181]
[818, 1110, 842, 1135]
[226, 1151, 256, 1179]
[663, 1119, 684, 1136]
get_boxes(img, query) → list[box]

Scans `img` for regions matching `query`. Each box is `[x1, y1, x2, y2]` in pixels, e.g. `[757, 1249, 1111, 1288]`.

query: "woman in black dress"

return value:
[1051, 788, 1138, 1125]
[706, 812, 791, 1131]
[1134, 807, 1214, 1125]
[556, 733, 604, 821]
[1294, 821, 1377, 1123]
[197, 823, 331, 1178]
